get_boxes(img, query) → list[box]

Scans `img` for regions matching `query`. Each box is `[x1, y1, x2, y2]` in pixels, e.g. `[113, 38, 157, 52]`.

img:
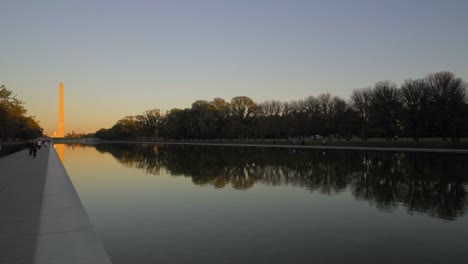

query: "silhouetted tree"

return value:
[211, 98, 230, 137]
[165, 109, 192, 139]
[136, 109, 165, 140]
[426, 71, 467, 141]
[229, 96, 259, 138]
[329, 96, 350, 140]
[191, 100, 218, 139]
[401, 79, 429, 141]
[371, 81, 402, 140]
[350, 87, 373, 140]
[94, 71, 468, 141]
[0, 85, 43, 141]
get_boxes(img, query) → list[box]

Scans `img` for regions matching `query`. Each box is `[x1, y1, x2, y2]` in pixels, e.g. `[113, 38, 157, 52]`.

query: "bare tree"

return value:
[289, 100, 306, 115]
[317, 93, 335, 137]
[426, 72, 467, 141]
[230, 96, 258, 119]
[260, 100, 283, 117]
[371, 81, 402, 140]
[401, 79, 429, 141]
[230, 96, 260, 138]
[330, 96, 348, 139]
[303, 96, 320, 118]
[317, 93, 333, 117]
[350, 87, 373, 140]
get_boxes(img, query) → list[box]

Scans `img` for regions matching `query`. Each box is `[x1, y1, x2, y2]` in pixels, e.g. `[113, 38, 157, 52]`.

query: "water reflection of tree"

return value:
[93, 143, 467, 220]
[351, 153, 406, 212]
[401, 154, 467, 220]
[95, 144, 167, 175]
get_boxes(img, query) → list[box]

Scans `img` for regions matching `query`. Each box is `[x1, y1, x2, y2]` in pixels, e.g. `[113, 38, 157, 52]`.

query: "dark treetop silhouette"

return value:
[95, 71, 468, 142]
[0, 85, 43, 141]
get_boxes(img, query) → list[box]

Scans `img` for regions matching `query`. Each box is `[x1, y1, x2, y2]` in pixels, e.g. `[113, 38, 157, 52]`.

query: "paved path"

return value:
[0, 147, 49, 264]
[0, 146, 111, 264]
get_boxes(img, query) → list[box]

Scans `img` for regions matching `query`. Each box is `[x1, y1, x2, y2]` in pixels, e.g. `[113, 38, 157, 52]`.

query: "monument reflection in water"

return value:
[55, 143, 65, 163]
[63, 143, 468, 264]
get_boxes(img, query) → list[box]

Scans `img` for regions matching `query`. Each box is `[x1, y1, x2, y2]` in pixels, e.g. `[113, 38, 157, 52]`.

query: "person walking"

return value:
[28, 140, 34, 156]
[32, 140, 38, 158]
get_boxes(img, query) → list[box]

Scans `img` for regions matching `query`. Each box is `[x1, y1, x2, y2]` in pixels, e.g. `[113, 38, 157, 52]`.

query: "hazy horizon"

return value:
[2, 0, 468, 134]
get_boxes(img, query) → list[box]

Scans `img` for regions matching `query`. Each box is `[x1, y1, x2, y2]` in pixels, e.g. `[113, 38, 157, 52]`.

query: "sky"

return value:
[1, 0, 468, 134]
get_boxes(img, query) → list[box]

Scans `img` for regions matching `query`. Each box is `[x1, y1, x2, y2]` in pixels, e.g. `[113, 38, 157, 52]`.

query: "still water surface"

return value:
[61, 143, 468, 264]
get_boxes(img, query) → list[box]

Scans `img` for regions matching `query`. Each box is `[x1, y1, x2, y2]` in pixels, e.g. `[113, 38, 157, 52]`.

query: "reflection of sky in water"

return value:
[61, 144, 468, 264]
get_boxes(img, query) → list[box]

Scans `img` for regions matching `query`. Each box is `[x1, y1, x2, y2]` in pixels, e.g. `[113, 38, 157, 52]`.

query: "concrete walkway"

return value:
[0, 148, 48, 264]
[0, 146, 111, 264]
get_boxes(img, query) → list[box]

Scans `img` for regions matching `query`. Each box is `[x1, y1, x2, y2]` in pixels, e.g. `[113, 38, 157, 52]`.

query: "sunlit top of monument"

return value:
[57, 81, 65, 138]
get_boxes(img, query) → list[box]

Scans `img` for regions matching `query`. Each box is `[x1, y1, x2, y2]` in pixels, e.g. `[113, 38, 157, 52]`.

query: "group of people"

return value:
[28, 138, 52, 158]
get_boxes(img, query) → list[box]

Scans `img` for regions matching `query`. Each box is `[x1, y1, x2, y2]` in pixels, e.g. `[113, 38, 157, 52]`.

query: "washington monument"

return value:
[58, 81, 64, 137]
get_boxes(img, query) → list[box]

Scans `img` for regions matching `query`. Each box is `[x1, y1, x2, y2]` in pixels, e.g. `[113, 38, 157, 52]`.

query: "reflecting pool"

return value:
[61, 143, 468, 264]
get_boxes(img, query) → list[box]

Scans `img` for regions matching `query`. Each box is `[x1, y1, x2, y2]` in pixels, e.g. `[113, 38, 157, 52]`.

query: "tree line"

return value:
[95, 71, 468, 141]
[0, 85, 43, 141]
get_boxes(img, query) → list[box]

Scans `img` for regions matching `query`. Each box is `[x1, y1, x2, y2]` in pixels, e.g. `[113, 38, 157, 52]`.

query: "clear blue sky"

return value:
[1, 0, 467, 134]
